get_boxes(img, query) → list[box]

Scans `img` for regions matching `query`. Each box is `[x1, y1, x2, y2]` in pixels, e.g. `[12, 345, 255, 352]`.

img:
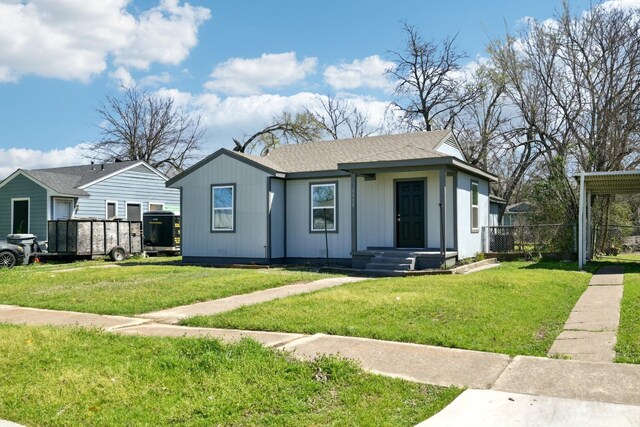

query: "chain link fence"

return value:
[593, 225, 640, 256]
[483, 224, 577, 255]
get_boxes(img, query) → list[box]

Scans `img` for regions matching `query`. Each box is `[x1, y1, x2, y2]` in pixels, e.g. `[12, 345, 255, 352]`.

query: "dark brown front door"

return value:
[396, 181, 425, 248]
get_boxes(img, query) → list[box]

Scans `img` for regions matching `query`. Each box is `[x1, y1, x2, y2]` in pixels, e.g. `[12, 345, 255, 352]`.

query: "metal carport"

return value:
[576, 170, 640, 269]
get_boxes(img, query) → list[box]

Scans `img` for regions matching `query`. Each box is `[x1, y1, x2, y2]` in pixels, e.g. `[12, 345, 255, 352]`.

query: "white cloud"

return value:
[323, 55, 395, 92]
[600, 0, 640, 10]
[0, 0, 210, 83]
[109, 66, 135, 87]
[156, 88, 393, 153]
[0, 145, 87, 180]
[204, 52, 318, 96]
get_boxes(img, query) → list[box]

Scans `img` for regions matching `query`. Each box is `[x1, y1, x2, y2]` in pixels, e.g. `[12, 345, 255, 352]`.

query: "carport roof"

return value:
[575, 170, 640, 195]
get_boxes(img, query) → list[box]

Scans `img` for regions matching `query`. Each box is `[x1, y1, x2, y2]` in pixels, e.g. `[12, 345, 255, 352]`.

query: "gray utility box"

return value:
[47, 220, 143, 259]
[6, 234, 38, 265]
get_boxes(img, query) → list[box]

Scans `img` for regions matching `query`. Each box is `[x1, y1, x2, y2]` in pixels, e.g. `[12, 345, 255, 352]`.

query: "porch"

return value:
[352, 248, 458, 271]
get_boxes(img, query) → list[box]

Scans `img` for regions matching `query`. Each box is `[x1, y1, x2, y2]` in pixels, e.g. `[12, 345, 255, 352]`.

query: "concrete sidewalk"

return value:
[0, 305, 147, 330]
[548, 266, 624, 362]
[418, 389, 640, 427]
[141, 276, 367, 323]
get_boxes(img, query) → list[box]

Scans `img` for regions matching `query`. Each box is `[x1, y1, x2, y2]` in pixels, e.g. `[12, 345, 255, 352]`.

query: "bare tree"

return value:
[233, 111, 323, 155]
[388, 23, 479, 131]
[305, 95, 378, 139]
[490, 4, 640, 223]
[90, 85, 204, 176]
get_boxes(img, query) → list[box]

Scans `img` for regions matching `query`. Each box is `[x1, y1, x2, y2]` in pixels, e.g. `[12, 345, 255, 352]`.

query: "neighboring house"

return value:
[489, 195, 506, 227]
[167, 130, 498, 270]
[0, 160, 180, 240]
[502, 202, 534, 226]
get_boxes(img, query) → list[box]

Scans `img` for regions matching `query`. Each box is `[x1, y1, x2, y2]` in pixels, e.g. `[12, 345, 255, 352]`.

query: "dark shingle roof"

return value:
[239, 130, 453, 173]
[21, 160, 143, 196]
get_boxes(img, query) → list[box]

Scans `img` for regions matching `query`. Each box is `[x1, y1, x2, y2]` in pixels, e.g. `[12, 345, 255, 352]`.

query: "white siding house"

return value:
[168, 131, 497, 270]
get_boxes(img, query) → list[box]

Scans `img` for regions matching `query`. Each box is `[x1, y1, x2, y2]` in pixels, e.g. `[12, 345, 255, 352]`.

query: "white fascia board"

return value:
[78, 161, 168, 190]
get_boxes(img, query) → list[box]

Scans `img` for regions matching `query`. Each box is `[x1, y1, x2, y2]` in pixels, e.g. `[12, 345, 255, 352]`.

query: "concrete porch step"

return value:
[371, 256, 415, 263]
[365, 262, 413, 271]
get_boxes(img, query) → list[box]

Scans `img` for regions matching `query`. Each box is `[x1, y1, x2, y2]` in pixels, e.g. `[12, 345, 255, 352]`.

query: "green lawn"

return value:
[183, 261, 591, 356]
[0, 325, 459, 426]
[612, 260, 640, 364]
[0, 260, 332, 316]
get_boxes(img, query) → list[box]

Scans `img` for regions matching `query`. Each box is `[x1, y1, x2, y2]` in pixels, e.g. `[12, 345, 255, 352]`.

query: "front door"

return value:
[12, 199, 29, 234]
[396, 181, 425, 248]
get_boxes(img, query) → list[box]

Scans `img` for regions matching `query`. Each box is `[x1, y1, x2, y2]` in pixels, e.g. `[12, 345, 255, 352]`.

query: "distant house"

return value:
[167, 131, 498, 271]
[0, 160, 180, 240]
[489, 195, 506, 227]
[502, 202, 534, 226]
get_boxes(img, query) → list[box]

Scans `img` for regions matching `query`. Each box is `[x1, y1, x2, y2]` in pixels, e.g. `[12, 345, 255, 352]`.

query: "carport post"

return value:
[578, 173, 585, 269]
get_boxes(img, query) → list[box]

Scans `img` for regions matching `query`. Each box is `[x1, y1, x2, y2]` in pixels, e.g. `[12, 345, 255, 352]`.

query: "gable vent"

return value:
[443, 135, 458, 150]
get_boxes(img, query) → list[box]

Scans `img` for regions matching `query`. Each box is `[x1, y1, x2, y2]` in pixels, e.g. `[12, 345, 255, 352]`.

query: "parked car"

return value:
[0, 241, 25, 268]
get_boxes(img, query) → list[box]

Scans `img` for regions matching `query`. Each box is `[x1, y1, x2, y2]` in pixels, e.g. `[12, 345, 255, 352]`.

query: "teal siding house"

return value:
[0, 160, 180, 240]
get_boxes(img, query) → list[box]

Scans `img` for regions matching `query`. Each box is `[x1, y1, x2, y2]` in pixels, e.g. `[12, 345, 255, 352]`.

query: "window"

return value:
[149, 202, 164, 212]
[53, 198, 74, 220]
[211, 185, 234, 231]
[126, 203, 142, 221]
[311, 183, 336, 232]
[106, 201, 117, 219]
[471, 181, 479, 232]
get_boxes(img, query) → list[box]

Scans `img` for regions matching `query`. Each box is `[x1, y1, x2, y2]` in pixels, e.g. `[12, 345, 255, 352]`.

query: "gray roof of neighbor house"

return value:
[1, 160, 153, 197]
[505, 202, 534, 213]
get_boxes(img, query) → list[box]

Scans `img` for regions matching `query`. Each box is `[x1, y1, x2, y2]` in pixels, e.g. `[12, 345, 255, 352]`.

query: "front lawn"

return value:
[0, 262, 332, 316]
[183, 261, 590, 356]
[0, 325, 459, 426]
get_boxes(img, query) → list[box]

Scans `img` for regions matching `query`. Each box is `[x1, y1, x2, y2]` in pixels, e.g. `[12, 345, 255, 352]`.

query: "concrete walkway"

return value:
[141, 276, 367, 323]
[3, 304, 640, 406]
[418, 389, 640, 427]
[548, 266, 624, 362]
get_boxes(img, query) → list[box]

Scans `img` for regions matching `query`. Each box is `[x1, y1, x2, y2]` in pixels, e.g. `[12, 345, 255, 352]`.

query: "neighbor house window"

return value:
[311, 183, 336, 232]
[106, 201, 117, 219]
[149, 202, 164, 211]
[211, 185, 234, 231]
[471, 181, 479, 232]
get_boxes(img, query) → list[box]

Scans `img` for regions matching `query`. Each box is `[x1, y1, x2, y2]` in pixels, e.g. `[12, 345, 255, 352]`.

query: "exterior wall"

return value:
[174, 155, 270, 259]
[436, 143, 465, 160]
[456, 172, 490, 259]
[269, 178, 285, 259]
[286, 177, 351, 259]
[75, 165, 179, 219]
[356, 170, 454, 250]
[0, 174, 47, 239]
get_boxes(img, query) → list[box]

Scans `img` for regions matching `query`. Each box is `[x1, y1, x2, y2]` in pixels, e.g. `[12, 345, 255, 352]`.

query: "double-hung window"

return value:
[471, 181, 479, 233]
[211, 185, 235, 231]
[311, 183, 336, 232]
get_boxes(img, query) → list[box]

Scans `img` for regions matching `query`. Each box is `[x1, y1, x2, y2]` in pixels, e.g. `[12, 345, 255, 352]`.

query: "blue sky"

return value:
[0, 0, 601, 177]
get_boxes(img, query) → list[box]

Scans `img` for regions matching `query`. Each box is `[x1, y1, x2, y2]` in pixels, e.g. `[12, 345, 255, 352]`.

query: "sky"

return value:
[0, 0, 621, 178]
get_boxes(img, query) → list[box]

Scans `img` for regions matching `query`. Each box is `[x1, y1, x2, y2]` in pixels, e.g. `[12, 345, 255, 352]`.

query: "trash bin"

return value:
[6, 234, 37, 265]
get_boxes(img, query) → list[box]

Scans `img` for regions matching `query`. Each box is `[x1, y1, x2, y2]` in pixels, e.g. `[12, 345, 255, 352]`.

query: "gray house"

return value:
[0, 160, 180, 240]
[168, 130, 497, 270]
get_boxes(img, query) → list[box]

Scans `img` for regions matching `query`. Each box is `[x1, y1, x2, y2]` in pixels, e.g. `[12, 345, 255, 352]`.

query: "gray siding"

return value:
[286, 177, 351, 259]
[75, 165, 179, 219]
[357, 170, 454, 250]
[456, 172, 489, 259]
[173, 154, 270, 259]
[269, 178, 285, 259]
[0, 174, 47, 239]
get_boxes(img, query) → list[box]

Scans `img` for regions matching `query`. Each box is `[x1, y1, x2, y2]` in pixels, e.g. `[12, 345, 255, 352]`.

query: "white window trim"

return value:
[310, 183, 337, 232]
[148, 201, 165, 211]
[52, 197, 75, 220]
[471, 181, 479, 233]
[125, 201, 143, 221]
[211, 184, 235, 232]
[105, 200, 119, 219]
[10, 197, 30, 234]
